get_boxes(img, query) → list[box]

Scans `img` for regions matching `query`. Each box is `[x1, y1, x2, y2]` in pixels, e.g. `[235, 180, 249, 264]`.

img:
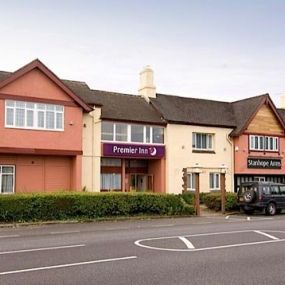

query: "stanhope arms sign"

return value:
[247, 158, 282, 169]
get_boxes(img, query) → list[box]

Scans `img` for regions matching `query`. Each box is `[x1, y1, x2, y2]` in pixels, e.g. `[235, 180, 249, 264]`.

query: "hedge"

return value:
[203, 192, 238, 211]
[0, 192, 194, 223]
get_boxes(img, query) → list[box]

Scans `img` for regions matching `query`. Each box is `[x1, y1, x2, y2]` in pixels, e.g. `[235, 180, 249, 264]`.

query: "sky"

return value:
[1, 0, 285, 105]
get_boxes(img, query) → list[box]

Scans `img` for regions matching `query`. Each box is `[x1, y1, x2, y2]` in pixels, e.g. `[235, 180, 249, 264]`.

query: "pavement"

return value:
[1, 213, 285, 285]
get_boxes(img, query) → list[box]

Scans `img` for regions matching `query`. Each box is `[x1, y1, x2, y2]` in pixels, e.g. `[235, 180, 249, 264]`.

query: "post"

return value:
[195, 173, 200, 216]
[220, 172, 226, 214]
[182, 168, 187, 193]
[122, 159, 126, 192]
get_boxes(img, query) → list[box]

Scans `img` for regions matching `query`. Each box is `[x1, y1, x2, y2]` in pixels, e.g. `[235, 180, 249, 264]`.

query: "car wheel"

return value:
[265, 203, 276, 216]
[243, 190, 256, 203]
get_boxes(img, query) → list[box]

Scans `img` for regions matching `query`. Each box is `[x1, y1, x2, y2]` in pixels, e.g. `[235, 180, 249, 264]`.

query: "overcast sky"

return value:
[1, 0, 285, 105]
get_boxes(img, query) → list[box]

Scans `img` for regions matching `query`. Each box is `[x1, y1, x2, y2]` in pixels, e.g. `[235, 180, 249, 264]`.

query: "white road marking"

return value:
[254, 230, 279, 240]
[50, 230, 80, 235]
[0, 244, 85, 255]
[0, 235, 20, 238]
[151, 224, 174, 228]
[135, 237, 285, 252]
[225, 216, 230, 219]
[178, 236, 195, 249]
[135, 229, 285, 252]
[0, 256, 137, 276]
[247, 217, 251, 221]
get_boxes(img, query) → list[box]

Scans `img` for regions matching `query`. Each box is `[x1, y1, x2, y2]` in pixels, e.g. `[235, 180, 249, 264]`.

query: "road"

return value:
[1, 214, 285, 285]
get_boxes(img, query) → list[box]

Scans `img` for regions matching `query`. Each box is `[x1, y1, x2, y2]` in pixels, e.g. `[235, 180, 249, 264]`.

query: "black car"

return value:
[237, 181, 285, 215]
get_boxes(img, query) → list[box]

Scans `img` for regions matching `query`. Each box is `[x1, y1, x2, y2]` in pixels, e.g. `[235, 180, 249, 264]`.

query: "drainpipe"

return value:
[226, 134, 234, 192]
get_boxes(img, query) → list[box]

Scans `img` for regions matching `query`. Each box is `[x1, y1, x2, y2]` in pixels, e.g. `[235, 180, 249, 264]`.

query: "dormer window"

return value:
[5, 100, 64, 131]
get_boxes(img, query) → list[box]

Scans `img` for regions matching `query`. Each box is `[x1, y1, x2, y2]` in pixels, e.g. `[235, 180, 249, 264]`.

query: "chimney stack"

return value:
[139, 65, 156, 102]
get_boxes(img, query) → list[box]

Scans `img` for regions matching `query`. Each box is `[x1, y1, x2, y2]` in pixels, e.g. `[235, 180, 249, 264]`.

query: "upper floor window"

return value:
[192, 133, 214, 151]
[5, 100, 64, 131]
[249, 135, 278, 152]
[101, 121, 164, 144]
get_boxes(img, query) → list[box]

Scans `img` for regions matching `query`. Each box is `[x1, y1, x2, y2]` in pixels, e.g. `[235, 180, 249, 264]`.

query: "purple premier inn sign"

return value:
[103, 143, 165, 159]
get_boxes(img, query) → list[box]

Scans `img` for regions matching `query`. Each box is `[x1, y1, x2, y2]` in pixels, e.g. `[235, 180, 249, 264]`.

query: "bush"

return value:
[203, 192, 238, 211]
[0, 192, 194, 223]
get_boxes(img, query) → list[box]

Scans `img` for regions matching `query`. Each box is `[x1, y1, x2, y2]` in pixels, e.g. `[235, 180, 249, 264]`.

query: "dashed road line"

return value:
[0, 256, 138, 276]
[151, 224, 175, 228]
[0, 244, 85, 255]
[50, 231, 80, 235]
[178, 236, 195, 249]
[0, 235, 20, 239]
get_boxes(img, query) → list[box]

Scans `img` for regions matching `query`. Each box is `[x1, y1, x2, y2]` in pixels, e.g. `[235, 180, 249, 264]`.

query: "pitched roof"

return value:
[150, 93, 236, 128]
[0, 60, 92, 112]
[230, 94, 267, 136]
[79, 89, 165, 125]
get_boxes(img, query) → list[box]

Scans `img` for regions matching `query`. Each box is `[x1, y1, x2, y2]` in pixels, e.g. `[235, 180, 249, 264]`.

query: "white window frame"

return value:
[5, 100, 64, 132]
[187, 173, 196, 191]
[101, 122, 164, 145]
[192, 133, 214, 151]
[249, 135, 278, 152]
[0, 165, 15, 194]
[209, 173, 220, 191]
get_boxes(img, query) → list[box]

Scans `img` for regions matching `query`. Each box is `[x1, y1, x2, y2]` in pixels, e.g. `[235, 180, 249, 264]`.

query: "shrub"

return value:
[203, 192, 238, 211]
[0, 192, 194, 223]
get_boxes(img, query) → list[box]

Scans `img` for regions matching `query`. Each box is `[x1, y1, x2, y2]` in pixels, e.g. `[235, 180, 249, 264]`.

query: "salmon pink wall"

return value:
[0, 69, 83, 152]
[234, 134, 285, 174]
[148, 158, 165, 193]
[0, 69, 73, 101]
[0, 154, 81, 192]
[0, 100, 82, 151]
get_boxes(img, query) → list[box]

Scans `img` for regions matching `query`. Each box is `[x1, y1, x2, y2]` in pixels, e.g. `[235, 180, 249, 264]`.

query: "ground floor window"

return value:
[0, 165, 15, 194]
[209, 173, 220, 190]
[187, 173, 196, 191]
[100, 173, 121, 191]
[235, 175, 285, 192]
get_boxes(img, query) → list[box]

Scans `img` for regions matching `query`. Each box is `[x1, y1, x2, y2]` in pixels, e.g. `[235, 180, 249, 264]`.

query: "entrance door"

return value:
[130, 174, 153, 192]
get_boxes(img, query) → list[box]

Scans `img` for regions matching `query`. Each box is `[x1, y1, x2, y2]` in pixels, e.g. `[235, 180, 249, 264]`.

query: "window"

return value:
[5, 100, 64, 131]
[153, 127, 164, 144]
[209, 173, 220, 190]
[250, 135, 278, 151]
[187, 173, 196, 191]
[115, 123, 128, 141]
[102, 121, 114, 141]
[0, 166, 15, 194]
[271, 185, 279, 195]
[131, 125, 144, 143]
[101, 122, 164, 144]
[100, 173, 121, 190]
[101, 158, 121, 167]
[279, 186, 285, 195]
[192, 133, 214, 151]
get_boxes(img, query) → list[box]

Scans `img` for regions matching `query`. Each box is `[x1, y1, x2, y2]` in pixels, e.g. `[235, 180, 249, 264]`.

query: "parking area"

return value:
[135, 229, 285, 252]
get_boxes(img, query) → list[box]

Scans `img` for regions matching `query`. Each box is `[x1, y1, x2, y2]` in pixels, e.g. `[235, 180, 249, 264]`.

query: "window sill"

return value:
[192, 150, 215, 154]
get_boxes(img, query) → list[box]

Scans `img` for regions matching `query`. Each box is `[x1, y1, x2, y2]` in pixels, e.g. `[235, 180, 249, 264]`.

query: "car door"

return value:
[279, 185, 285, 209]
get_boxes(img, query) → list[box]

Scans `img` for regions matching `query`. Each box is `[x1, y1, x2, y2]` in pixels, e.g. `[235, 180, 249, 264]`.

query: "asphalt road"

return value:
[1, 214, 285, 285]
